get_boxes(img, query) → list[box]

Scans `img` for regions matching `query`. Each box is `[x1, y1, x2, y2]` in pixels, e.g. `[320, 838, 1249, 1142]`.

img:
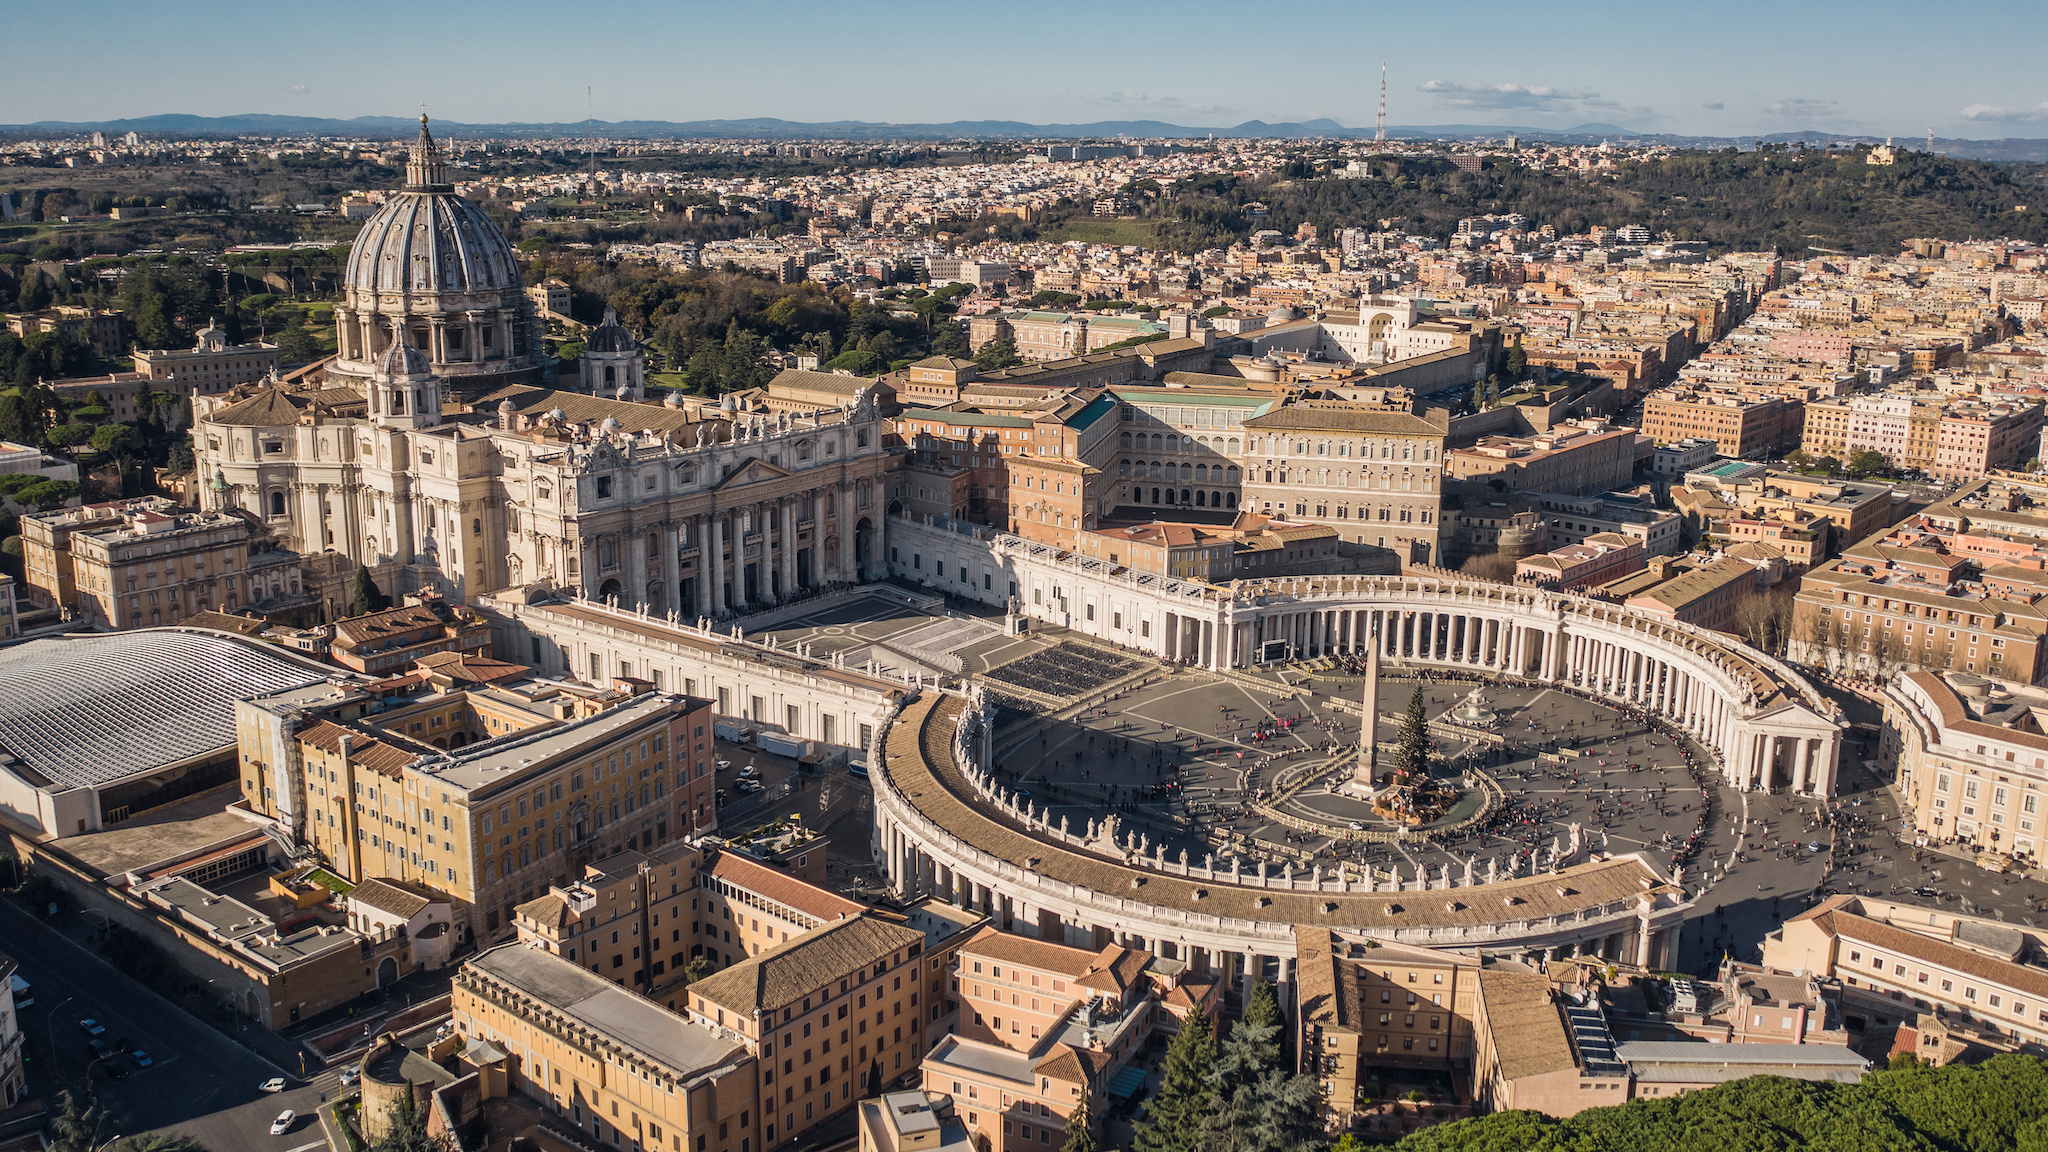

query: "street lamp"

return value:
[47, 996, 75, 1071]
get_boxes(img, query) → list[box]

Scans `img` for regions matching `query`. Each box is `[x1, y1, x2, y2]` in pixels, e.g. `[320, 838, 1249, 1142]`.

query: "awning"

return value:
[1108, 1065, 1148, 1099]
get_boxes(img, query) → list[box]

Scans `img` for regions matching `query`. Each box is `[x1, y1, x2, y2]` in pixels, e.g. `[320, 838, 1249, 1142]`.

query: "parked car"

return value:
[270, 1111, 295, 1135]
[132, 1050, 153, 1068]
[78, 1018, 105, 1037]
[736, 764, 760, 780]
[259, 1077, 288, 1093]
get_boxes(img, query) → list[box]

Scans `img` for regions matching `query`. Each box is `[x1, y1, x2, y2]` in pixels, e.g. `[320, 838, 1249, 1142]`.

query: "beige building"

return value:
[1766, 894, 2048, 1054]
[1879, 669, 2048, 861]
[238, 671, 717, 944]
[133, 320, 280, 399]
[21, 496, 309, 628]
[923, 926, 1216, 1152]
[1446, 424, 1638, 497]
[682, 912, 950, 1149]
[1239, 401, 1450, 565]
[1294, 929, 1478, 1125]
[452, 943, 758, 1152]
[0, 951, 23, 1110]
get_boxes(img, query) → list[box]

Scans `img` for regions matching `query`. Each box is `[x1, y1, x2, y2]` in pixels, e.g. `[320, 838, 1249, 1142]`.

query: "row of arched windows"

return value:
[1135, 488, 1237, 508]
[1119, 431, 1243, 455]
[1120, 460, 1242, 483]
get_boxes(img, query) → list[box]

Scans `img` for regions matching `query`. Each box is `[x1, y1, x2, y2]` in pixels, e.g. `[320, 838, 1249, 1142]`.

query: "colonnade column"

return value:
[780, 497, 798, 599]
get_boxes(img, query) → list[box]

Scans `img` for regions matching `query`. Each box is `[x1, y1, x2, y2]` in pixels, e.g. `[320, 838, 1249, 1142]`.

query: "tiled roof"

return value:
[1243, 403, 1445, 435]
[1818, 904, 2048, 1001]
[708, 850, 868, 924]
[350, 877, 437, 919]
[687, 914, 925, 1017]
[333, 604, 446, 647]
[1477, 969, 1577, 1081]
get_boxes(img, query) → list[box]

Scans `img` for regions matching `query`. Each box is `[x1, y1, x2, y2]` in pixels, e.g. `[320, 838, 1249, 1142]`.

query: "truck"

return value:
[713, 720, 753, 745]
[757, 731, 809, 761]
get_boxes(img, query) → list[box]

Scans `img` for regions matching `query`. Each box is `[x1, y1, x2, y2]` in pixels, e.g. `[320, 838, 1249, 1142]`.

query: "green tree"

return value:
[1132, 1009, 1218, 1152]
[1503, 344, 1527, 377]
[46, 1092, 103, 1152]
[368, 1098, 448, 1152]
[1847, 449, 1890, 476]
[349, 565, 389, 617]
[1396, 685, 1431, 778]
[275, 325, 323, 364]
[865, 1058, 883, 1099]
[823, 350, 886, 376]
[973, 337, 1022, 372]
[15, 273, 50, 314]
[860, 330, 898, 361]
[46, 423, 93, 449]
[1208, 998, 1320, 1152]
[683, 955, 712, 985]
[1059, 1097, 1097, 1152]
[90, 424, 140, 456]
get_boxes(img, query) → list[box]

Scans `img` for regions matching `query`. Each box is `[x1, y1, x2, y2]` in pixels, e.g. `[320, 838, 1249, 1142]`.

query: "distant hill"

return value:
[9, 113, 2048, 161]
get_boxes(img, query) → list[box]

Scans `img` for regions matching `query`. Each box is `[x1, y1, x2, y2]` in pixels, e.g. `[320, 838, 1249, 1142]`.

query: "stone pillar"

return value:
[711, 513, 727, 614]
[694, 515, 712, 616]
[627, 529, 649, 611]
[780, 497, 798, 600]
[661, 521, 681, 617]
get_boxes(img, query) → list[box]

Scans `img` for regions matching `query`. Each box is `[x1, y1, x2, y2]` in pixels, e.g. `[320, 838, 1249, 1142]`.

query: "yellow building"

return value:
[453, 943, 758, 1152]
[239, 675, 716, 946]
[683, 913, 947, 1149]
[20, 496, 294, 627]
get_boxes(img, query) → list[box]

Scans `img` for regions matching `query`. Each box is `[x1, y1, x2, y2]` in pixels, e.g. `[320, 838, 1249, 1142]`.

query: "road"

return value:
[0, 897, 312, 1152]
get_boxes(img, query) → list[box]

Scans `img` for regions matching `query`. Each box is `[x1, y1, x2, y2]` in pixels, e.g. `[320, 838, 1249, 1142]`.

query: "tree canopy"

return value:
[1395, 1053, 2048, 1152]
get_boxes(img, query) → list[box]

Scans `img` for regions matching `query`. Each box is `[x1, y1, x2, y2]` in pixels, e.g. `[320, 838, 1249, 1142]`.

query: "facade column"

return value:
[711, 513, 728, 614]
[661, 522, 681, 617]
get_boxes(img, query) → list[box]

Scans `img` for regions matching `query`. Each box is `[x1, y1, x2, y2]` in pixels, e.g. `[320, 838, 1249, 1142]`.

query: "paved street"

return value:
[0, 898, 298, 1151]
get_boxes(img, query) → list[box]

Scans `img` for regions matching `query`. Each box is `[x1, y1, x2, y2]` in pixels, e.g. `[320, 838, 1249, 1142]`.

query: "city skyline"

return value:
[9, 0, 2048, 138]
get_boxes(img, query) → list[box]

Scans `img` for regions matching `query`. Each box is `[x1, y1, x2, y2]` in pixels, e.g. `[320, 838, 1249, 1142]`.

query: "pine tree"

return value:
[1209, 1012, 1322, 1152]
[1132, 1009, 1218, 1152]
[1059, 1097, 1098, 1152]
[865, 1058, 883, 1099]
[1396, 685, 1431, 778]
[349, 564, 389, 617]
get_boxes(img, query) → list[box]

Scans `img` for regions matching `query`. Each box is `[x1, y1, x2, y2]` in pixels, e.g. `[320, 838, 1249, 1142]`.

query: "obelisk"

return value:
[1351, 615, 1380, 793]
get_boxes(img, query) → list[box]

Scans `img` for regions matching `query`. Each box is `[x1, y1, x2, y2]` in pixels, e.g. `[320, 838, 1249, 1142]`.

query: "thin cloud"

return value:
[1087, 91, 1235, 116]
[1961, 102, 2048, 122]
[1764, 97, 1839, 119]
[1701, 102, 1724, 111]
[289, 85, 309, 94]
[1418, 80, 1596, 112]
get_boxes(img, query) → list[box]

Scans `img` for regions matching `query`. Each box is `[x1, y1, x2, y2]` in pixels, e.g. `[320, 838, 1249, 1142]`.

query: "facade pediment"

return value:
[713, 458, 795, 491]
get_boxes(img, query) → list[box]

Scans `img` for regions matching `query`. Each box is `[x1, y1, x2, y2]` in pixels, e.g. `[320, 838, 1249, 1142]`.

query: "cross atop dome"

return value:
[406, 112, 451, 192]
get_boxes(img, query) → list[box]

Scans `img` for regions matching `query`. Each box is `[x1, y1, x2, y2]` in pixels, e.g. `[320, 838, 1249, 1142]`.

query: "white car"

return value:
[338, 1067, 358, 1087]
[259, 1077, 288, 1093]
[270, 1111, 295, 1135]
[737, 765, 760, 780]
[715, 760, 731, 771]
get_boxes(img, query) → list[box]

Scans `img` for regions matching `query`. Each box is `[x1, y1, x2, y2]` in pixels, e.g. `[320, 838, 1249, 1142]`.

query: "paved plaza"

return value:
[740, 588, 2048, 976]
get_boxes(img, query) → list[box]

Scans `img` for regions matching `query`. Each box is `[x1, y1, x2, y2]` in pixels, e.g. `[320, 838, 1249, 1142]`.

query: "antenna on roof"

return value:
[1376, 63, 1387, 146]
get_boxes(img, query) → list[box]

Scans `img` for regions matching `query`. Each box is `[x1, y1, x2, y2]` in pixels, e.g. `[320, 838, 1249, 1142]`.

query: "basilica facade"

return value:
[190, 121, 894, 615]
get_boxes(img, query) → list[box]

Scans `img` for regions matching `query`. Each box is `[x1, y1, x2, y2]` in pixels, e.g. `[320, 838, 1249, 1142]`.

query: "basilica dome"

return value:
[343, 189, 520, 296]
[326, 116, 540, 397]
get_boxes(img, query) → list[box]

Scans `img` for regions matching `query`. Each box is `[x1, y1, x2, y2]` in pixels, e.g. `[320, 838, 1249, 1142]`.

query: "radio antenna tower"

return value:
[1375, 62, 1387, 146]
[1927, 126, 1936, 154]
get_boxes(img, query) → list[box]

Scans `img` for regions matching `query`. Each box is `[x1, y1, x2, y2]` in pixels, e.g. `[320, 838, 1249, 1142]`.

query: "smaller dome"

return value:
[720, 394, 737, 412]
[549, 407, 567, 421]
[497, 398, 517, 413]
[663, 391, 683, 409]
[600, 416, 623, 433]
[586, 307, 636, 355]
[615, 384, 633, 401]
[378, 342, 431, 378]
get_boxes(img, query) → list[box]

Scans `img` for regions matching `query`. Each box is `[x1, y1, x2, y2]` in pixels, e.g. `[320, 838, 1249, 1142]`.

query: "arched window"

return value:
[472, 517, 482, 535]
[268, 491, 286, 517]
[599, 538, 616, 567]
[1195, 490, 1207, 507]
[1151, 487, 1160, 504]
[1196, 463, 1209, 481]
[604, 365, 616, 387]
[1120, 431, 1132, 448]
[1119, 460, 1130, 477]
[1228, 437, 1241, 453]
[1227, 466, 1241, 483]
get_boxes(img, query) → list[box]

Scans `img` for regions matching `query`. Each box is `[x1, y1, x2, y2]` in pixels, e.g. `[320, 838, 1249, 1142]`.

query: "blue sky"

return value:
[13, 0, 2048, 137]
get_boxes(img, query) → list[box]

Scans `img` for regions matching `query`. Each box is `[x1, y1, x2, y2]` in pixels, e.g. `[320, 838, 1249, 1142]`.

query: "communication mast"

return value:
[1375, 62, 1387, 146]
[1927, 126, 1936, 154]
